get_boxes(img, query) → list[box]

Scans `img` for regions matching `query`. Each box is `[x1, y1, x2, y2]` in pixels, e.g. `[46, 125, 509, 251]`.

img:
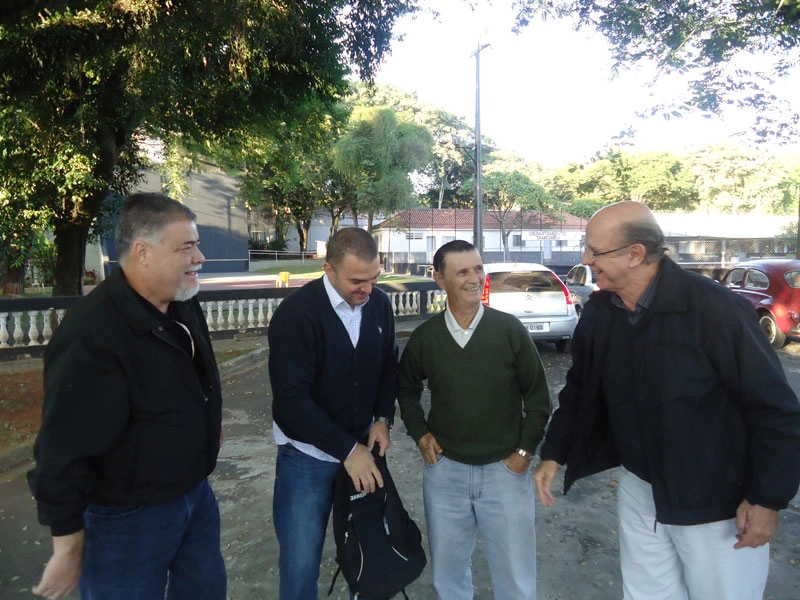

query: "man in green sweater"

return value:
[398, 239, 551, 599]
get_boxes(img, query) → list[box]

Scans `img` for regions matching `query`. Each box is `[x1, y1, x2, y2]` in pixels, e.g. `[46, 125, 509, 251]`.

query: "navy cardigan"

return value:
[268, 278, 398, 461]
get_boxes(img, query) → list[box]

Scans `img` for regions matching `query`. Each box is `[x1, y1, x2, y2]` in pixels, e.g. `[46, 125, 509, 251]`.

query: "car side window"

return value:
[744, 270, 769, 290]
[785, 271, 800, 288]
[727, 268, 745, 287]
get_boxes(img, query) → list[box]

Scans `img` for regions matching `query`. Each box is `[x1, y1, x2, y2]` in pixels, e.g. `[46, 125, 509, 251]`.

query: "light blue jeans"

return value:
[423, 455, 537, 600]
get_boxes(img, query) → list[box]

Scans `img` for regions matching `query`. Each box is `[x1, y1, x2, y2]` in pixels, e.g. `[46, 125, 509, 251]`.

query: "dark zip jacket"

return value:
[27, 268, 222, 536]
[540, 258, 800, 525]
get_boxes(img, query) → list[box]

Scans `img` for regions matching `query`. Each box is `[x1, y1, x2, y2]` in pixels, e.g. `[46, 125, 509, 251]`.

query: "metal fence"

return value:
[666, 238, 792, 268]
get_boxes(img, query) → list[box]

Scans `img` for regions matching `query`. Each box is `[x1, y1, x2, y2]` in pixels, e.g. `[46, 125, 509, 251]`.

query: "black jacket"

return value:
[27, 268, 222, 536]
[268, 277, 398, 461]
[540, 258, 800, 525]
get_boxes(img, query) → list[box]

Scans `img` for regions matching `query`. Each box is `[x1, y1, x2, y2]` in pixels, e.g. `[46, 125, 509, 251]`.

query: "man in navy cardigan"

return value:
[268, 227, 398, 599]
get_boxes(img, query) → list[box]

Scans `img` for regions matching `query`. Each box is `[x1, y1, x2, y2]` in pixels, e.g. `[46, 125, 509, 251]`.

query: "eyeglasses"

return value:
[587, 244, 630, 262]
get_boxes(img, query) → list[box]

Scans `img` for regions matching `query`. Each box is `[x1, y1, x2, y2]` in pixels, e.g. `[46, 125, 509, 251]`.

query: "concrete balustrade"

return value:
[0, 283, 445, 355]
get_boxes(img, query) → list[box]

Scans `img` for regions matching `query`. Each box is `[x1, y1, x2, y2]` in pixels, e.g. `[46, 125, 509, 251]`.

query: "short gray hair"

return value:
[619, 220, 667, 264]
[116, 193, 196, 265]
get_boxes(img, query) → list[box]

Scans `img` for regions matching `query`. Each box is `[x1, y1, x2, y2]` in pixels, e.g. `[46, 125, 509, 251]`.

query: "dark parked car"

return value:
[721, 259, 800, 348]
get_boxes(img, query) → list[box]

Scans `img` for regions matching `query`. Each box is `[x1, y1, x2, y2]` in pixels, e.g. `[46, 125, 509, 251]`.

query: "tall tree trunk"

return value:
[52, 221, 89, 296]
[367, 209, 374, 231]
[302, 219, 312, 252]
[2, 256, 26, 296]
[350, 206, 359, 228]
[51, 122, 120, 295]
[327, 209, 341, 239]
[294, 222, 306, 251]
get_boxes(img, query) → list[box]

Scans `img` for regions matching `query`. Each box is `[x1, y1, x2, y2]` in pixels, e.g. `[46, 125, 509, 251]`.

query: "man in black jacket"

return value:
[535, 201, 800, 600]
[27, 193, 226, 600]
[269, 227, 398, 599]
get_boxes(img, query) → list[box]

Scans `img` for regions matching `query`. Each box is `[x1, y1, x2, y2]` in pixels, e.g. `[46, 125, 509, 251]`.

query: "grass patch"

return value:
[251, 264, 325, 276]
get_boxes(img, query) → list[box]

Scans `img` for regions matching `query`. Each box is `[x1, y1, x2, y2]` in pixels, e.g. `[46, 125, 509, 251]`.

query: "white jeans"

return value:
[617, 468, 769, 600]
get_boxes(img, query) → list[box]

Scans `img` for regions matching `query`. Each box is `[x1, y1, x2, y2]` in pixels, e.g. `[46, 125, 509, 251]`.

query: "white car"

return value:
[563, 264, 598, 316]
[482, 263, 578, 353]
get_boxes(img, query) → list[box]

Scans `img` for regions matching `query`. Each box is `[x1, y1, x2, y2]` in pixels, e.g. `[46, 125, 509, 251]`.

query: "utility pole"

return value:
[796, 183, 800, 259]
[473, 42, 489, 253]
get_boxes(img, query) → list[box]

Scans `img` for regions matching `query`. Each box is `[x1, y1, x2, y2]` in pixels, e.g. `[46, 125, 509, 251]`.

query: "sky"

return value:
[374, 1, 799, 168]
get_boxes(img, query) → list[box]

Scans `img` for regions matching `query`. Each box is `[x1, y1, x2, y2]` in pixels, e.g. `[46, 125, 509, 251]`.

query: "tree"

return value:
[349, 84, 479, 209]
[333, 106, 433, 228]
[516, 1, 800, 141]
[687, 145, 772, 214]
[0, 1, 417, 294]
[480, 152, 554, 260]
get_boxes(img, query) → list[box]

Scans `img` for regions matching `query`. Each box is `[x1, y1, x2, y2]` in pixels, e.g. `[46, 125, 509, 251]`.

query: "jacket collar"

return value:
[647, 257, 688, 315]
[104, 267, 201, 337]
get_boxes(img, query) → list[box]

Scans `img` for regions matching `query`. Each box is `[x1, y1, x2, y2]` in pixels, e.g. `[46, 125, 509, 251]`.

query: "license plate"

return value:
[527, 323, 548, 332]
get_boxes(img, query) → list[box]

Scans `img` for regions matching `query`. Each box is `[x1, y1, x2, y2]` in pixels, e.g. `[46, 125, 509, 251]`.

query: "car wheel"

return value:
[555, 339, 572, 353]
[758, 313, 787, 348]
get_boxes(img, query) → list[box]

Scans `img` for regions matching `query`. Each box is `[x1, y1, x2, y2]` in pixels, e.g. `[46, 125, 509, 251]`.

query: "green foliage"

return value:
[333, 105, 434, 218]
[0, 1, 418, 293]
[545, 149, 699, 211]
[349, 83, 479, 209]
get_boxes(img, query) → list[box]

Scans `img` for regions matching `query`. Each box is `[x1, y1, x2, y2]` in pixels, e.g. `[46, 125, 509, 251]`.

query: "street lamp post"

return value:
[473, 42, 489, 253]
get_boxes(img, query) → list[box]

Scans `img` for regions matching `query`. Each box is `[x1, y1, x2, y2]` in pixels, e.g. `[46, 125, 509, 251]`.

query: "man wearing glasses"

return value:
[28, 193, 226, 600]
[535, 201, 800, 599]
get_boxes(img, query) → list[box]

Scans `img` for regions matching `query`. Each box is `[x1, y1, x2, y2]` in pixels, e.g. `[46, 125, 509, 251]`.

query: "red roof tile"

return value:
[375, 209, 586, 231]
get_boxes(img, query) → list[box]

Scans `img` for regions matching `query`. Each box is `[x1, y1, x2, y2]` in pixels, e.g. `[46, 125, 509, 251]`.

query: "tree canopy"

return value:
[0, 0, 417, 294]
[333, 105, 433, 228]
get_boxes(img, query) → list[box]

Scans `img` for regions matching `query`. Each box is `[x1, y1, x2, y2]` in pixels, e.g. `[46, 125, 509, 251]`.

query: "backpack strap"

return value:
[327, 565, 342, 597]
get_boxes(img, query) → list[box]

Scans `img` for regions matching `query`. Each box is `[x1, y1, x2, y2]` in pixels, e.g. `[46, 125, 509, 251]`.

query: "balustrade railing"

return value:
[0, 282, 444, 354]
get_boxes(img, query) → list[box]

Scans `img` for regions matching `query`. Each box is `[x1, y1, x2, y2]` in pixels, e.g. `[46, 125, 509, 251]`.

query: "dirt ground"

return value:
[0, 370, 42, 451]
[0, 347, 251, 456]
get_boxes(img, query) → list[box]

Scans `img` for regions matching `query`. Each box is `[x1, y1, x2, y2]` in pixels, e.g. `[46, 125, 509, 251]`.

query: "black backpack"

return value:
[328, 449, 427, 599]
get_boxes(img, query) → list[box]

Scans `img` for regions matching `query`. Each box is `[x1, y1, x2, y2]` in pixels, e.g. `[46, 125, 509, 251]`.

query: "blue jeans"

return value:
[273, 444, 342, 600]
[423, 455, 537, 600]
[79, 478, 226, 600]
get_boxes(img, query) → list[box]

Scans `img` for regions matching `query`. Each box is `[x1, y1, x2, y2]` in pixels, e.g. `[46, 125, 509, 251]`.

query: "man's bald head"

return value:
[589, 202, 666, 264]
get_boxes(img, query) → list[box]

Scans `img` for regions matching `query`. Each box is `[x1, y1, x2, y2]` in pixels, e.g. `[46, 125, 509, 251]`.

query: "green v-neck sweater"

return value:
[398, 306, 551, 465]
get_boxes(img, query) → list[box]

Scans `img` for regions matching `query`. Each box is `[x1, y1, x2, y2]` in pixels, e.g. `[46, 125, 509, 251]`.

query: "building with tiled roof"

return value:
[373, 208, 588, 273]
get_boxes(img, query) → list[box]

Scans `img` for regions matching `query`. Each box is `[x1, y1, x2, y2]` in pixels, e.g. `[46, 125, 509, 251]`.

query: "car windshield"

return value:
[488, 271, 560, 293]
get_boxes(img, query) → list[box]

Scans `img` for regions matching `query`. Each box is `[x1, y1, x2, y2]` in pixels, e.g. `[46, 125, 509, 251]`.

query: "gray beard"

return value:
[175, 281, 200, 302]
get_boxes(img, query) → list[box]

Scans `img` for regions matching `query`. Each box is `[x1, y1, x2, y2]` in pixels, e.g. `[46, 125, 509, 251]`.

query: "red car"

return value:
[721, 259, 800, 348]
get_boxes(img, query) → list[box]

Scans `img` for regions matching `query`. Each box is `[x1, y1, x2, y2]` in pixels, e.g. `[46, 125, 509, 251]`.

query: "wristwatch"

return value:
[516, 448, 533, 461]
[377, 416, 392, 430]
